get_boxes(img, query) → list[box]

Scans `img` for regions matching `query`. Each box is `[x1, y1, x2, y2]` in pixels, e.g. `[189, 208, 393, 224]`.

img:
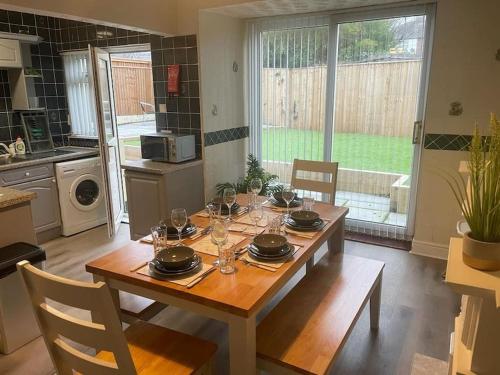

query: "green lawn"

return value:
[262, 129, 412, 174]
[122, 129, 413, 174]
[123, 139, 141, 147]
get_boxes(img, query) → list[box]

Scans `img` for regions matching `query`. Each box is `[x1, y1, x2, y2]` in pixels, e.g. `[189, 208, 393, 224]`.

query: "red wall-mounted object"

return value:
[167, 64, 181, 96]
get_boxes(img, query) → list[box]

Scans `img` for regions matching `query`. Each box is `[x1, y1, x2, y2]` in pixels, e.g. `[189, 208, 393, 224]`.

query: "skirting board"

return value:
[411, 240, 449, 260]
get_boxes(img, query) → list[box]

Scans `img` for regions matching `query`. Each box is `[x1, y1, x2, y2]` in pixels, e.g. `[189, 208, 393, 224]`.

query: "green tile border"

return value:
[424, 134, 490, 151]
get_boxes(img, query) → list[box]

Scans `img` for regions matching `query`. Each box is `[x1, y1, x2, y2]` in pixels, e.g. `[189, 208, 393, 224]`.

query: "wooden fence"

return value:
[262, 60, 422, 137]
[111, 58, 154, 116]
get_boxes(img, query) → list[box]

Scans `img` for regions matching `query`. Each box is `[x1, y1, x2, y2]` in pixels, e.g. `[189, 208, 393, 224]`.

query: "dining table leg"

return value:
[327, 217, 345, 254]
[228, 314, 257, 375]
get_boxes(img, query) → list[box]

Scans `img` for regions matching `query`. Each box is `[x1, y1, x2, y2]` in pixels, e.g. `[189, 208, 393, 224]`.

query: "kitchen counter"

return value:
[0, 186, 36, 209]
[121, 158, 203, 175]
[0, 146, 99, 172]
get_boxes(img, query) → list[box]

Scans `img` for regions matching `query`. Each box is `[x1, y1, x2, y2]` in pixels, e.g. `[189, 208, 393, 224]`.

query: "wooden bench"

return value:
[257, 253, 384, 375]
[119, 291, 167, 323]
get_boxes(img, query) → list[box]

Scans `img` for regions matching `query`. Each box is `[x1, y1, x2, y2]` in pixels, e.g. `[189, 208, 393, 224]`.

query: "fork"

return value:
[240, 258, 277, 272]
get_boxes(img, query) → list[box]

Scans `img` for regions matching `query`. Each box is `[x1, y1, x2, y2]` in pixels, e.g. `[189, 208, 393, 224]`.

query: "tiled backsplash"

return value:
[0, 9, 68, 147]
[0, 8, 201, 156]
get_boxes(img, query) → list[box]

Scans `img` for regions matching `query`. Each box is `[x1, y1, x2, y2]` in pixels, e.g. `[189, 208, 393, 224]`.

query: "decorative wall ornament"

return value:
[449, 101, 463, 116]
[232, 61, 239, 72]
[212, 104, 218, 116]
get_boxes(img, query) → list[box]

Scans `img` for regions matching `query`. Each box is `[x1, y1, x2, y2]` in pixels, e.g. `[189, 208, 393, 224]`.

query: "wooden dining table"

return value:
[86, 194, 348, 374]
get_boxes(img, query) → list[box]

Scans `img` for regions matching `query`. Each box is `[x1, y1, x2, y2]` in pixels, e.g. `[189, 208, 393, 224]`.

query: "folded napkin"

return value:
[190, 233, 247, 256]
[240, 245, 299, 271]
[137, 262, 215, 286]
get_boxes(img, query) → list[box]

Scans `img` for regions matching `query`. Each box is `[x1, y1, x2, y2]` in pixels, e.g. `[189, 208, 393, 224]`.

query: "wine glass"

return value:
[211, 220, 234, 274]
[247, 185, 254, 207]
[249, 203, 264, 235]
[250, 178, 263, 203]
[171, 208, 187, 245]
[223, 187, 237, 221]
[282, 185, 295, 219]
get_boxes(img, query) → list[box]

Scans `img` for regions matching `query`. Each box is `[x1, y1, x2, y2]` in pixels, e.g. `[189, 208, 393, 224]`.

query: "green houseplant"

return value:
[444, 113, 500, 270]
[216, 154, 282, 197]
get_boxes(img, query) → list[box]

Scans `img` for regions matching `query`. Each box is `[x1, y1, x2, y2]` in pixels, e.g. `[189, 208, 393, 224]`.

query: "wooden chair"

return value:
[16, 260, 217, 375]
[291, 159, 339, 205]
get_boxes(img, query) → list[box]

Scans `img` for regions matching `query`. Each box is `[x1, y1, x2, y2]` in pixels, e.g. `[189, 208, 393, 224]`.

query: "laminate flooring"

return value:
[0, 224, 460, 375]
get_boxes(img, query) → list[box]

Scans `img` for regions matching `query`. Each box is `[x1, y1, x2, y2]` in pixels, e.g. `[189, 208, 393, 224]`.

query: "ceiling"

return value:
[207, 0, 417, 18]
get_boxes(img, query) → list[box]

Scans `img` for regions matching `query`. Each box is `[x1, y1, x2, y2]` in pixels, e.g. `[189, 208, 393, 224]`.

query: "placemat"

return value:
[236, 212, 278, 227]
[190, 233, 247, 256]
[139, 228, 206, 244]
[137, 262, 215, 286]
[284, 227, 318, 239]
[240, 245, 299, 270]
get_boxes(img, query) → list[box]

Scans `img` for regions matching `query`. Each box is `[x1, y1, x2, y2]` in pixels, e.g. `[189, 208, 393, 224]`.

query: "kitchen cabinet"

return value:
[123, 159, 204, 240]
[0, 39, 22, 68]
[12, 177, 60, 233]
[0, 163, 61, 242]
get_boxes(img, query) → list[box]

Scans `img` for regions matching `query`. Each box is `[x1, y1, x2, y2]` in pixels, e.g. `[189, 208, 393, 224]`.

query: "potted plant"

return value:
[216, 154, 282, 197]
[444, 113, 500, 270]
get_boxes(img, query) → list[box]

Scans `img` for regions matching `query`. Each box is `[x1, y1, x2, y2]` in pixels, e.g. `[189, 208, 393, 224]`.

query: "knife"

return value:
[186, 266, 217, 288]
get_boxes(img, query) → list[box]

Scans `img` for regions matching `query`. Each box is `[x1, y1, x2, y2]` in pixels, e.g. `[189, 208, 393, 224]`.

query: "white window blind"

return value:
[62, 52, 97, 137]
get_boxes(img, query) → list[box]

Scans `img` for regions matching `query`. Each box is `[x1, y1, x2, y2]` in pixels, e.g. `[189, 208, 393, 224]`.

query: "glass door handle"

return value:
[412, 121, 423, 144]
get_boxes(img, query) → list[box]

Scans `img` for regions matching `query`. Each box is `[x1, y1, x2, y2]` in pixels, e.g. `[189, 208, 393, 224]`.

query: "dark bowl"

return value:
[273, 191, 297, 204]
[253, 234, 288, 255]
[162, 220, 192, 235]
[290, 210, 320, 226]
[155, 246, 195, 270]
[211, 197, 240, 213]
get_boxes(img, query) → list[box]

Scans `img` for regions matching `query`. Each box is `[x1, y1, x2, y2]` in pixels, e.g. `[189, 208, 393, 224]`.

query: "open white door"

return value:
[89, 46, 124, 237]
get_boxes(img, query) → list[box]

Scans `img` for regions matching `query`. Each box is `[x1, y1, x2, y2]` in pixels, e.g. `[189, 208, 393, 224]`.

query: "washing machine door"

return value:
[69, 174, 103, 212]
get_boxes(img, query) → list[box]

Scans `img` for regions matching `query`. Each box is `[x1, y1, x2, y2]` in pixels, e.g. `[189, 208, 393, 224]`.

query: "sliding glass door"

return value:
[258, 20, 330, 182]
[249, 5, 434, 239]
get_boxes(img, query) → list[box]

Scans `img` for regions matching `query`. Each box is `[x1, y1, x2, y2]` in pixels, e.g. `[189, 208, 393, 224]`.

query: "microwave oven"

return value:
[140, 133, 196, 163]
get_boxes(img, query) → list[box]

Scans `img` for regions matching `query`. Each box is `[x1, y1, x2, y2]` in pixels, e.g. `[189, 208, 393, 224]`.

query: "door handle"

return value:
[412, 121, 423, 144]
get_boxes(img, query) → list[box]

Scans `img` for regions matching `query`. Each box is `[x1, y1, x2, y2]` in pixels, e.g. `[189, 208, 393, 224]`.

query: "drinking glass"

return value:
[249, 203, 264, 235]
[211, 220, 234, 274]
[151, 225, 169, 256]
[223, 187, 237, 221]
[206, 203, 220, 228]
[303, 197, 315, 211]
[282, 185, 295, 219]
[250, 178, 263, 198]
[247, 185, 255, 207]
[171, 208, 187, 245]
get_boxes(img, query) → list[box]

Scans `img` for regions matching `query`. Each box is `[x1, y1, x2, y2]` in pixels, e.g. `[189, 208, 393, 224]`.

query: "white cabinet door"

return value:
[0, 39, 22, 68]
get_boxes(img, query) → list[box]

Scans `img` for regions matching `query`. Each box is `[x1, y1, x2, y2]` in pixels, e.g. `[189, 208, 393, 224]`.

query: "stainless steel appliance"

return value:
[140, 133, 196, 163]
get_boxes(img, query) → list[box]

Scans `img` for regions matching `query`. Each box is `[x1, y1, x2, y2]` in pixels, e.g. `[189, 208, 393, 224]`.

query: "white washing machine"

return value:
[55, 157, 107, 236]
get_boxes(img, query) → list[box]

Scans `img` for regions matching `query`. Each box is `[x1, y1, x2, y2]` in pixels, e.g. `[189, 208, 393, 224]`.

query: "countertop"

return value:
[0, 186, 36, 209]
[121, 158, 203, 175]
[0, 146, 99, 172]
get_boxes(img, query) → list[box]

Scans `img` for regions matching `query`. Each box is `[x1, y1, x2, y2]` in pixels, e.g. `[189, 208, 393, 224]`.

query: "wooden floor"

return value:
[0, 224, 460, 375]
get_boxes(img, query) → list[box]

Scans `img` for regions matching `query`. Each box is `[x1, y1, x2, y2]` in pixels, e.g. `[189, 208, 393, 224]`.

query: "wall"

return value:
[0, 10, 68, 147]
[411, 0, 500, 258]
[199, 11, 247, 201]
[0, 0, 177, 35]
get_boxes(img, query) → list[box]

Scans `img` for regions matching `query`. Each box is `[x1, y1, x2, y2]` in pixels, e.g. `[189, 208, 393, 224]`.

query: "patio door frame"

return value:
[327, 3, 435, 238]
[248, 3, 435, 239]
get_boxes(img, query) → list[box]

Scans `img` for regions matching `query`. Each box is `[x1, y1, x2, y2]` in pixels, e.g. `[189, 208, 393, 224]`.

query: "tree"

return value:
[261, 18, 397, 68]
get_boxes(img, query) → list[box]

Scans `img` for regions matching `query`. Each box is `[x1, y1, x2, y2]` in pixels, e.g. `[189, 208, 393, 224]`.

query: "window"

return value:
[62, 52, 97, 137]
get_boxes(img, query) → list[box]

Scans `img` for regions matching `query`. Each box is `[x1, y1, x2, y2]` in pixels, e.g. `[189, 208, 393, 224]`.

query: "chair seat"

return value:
[96, 321, 217, 374]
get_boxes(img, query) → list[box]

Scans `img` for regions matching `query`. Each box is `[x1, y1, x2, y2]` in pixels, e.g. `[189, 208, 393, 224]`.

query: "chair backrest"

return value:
[16, 260, 136, 375]
[291, 159, 339, 204]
